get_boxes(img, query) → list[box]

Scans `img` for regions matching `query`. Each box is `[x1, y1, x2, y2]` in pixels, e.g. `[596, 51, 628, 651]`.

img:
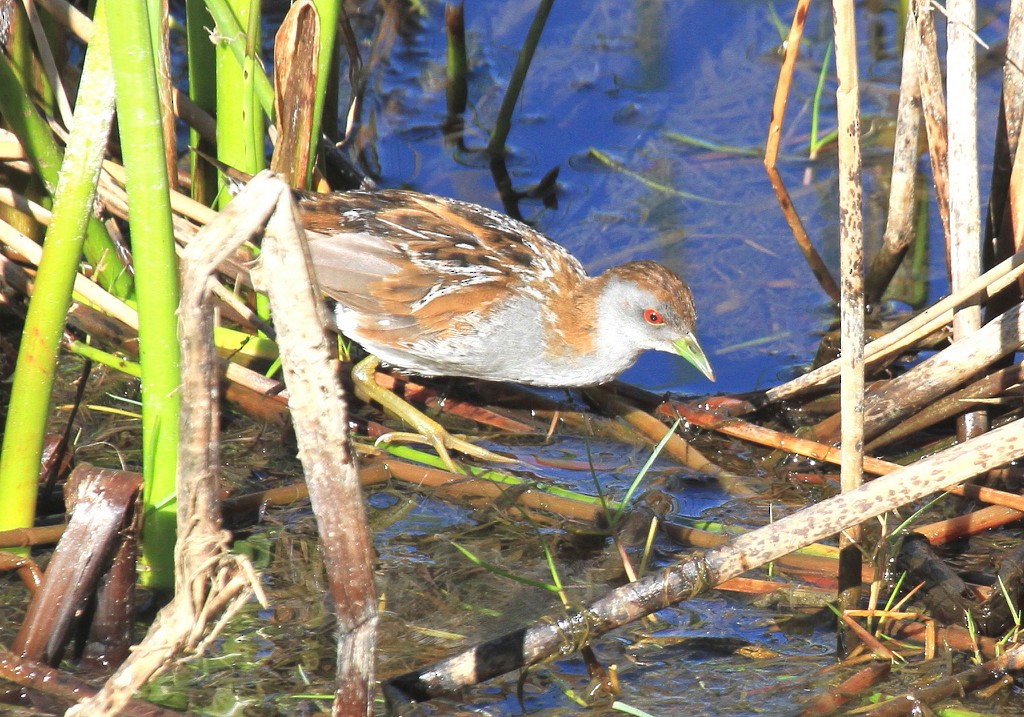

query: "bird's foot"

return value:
[354, 355, 514, 473]
[374, 429, 515, 474]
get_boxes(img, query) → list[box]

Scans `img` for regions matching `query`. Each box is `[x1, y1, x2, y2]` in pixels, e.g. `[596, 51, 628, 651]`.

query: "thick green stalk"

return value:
[205, 0, 275, 122]
[215, 0, 265, 206]
[185, 0, 218, 204]
[107, 0, 182, 591]
[0, 1, 117, 542]
[241, 0, 265, 167]
[308, 0, 340, 180]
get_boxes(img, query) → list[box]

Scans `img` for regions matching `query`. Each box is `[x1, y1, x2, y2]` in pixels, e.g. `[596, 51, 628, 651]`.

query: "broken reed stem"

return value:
[251, 175, 377, 716]
[763, 0, 840, 303]
[845, 300, 1023, 442]
[865, 10, 923, 304]
[864, 363, 1024, 450]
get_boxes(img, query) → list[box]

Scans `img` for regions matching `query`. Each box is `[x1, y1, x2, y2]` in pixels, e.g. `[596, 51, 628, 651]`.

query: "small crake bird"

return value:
[296, 188, 714, 471]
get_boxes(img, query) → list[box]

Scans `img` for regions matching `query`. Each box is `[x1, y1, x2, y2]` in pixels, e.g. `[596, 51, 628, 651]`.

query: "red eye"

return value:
[643, 308, 663, 325]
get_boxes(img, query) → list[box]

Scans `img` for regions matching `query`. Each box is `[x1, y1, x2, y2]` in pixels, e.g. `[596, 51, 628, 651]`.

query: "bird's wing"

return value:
[301, 189, 586, 343]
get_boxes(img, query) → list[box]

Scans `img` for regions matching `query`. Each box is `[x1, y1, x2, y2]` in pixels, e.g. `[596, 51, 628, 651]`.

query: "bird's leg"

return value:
[351, 355, 514, 472]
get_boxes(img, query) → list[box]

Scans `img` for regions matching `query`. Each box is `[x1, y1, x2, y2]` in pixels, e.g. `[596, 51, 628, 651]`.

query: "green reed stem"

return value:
[215, 0, 265, 204]
[308, 0, 341, 182]
[67, 340, 142, 378]
[0, 1, 118, 546]
[186, 0, 219, 205]
[108, 0, 182, 590]
[204, 0, 276, 123]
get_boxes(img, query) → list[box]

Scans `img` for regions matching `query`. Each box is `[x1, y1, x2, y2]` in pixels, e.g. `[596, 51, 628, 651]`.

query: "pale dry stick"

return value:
[3, 123, 218, 239]
[947, 0, 986, 439]
[95, 170, 204, 264]
[99, 161, 269, 334]
[1, 159, 32, 175]
[0, 146, 218, 229]
[102, 160, 217, 226]
[763, 0, 840, 303]
[35, 0, 218, 144]
[0, 152, 283, 409]
[0, 190, 280, 404]
[385, 419, 1024, 704]
[837, 299, 1024, 442]
[805, 314, 1018, 442]
[94, 171, 202, 255]
[0, 187, 52, 225]
[865, 12, 924, 304]
[866, 362, 1024, 450]
[31, 0, 92, 42]
[0, 133, 24, 158]
[765, 244, 1024, 402]
[0, 171, 261, 338]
